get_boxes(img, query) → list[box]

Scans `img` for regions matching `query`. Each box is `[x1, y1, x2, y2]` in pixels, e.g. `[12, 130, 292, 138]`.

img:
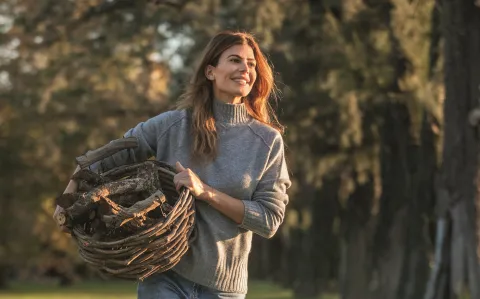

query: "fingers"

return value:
[175, 161, 186, 173]
[174, 179, 181, 191]
[174, 161, 187, 191]
[174, 174, 190, 191]
[174, 162, 202, 197]
[173, 172, 185, 192]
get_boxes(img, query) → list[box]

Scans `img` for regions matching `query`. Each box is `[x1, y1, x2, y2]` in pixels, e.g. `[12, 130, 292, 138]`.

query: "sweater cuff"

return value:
[239, 200, 265, 233]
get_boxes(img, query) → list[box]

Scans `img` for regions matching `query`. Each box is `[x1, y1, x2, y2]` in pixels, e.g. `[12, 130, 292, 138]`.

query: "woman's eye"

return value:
[249, 62, 256, 68]
[231, 58, 240, 63]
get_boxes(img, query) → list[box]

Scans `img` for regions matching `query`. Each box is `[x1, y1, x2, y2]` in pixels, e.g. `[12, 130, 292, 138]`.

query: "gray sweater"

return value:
[90, 100, 291, 294]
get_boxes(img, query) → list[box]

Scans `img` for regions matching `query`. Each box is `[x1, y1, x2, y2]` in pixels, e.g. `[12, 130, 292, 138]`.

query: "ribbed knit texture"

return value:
[89, 99, 291, 294]
[212, 99, 250, 124]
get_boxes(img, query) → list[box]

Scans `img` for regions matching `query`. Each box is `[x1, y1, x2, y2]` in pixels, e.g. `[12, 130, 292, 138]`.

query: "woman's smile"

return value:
[232, 77, 250, 85]
[206, 44, 257, 104]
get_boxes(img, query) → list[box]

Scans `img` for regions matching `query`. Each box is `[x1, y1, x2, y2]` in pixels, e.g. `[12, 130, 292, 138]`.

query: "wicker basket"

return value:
[56, 138, 196, 281]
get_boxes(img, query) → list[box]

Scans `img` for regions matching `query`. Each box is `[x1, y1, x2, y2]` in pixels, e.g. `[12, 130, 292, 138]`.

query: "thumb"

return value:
[176, 161, 186, 173]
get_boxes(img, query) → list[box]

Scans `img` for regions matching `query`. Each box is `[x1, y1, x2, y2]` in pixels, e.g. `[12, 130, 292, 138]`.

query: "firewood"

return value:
[56, 155, 196, 281]
[72, 169, 110, 186]
[65, 178, 149, 226]
[55, 193, 81, 209]
[102, 190, 167, 229]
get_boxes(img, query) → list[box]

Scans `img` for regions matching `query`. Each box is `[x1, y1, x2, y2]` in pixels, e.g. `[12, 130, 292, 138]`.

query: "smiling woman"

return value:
[205, 45, 257, 104]
[54, 31, 291, 299]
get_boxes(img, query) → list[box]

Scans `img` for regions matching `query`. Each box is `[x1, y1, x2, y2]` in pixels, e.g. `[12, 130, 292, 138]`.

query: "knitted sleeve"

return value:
[88, 111, 178, 173]
[239, 135, 291, 238]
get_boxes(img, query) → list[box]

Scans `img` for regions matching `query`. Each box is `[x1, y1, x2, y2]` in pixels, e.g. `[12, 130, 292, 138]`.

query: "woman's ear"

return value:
[205, 65, 215, 80]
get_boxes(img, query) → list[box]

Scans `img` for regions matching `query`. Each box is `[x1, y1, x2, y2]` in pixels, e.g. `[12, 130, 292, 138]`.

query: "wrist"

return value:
[199, 183, 215, 202]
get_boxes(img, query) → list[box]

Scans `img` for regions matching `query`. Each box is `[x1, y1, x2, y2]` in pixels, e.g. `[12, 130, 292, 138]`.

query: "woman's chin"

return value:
[236, 88, 252, 97]
[220, 87, 252, 99]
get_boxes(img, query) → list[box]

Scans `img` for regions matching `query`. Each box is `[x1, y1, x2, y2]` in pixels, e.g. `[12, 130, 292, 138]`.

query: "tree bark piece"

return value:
[110, 193, 143, 207]
[102, 190, 166, 229]
[75, 137, 138, 169]
[65, 178, 148, 226]
[55, 193, 81, 209]
[72, 169, 110, 186]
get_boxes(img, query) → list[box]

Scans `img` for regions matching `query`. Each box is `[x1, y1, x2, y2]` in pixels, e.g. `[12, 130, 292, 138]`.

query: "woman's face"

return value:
[206, 44, 257, 104]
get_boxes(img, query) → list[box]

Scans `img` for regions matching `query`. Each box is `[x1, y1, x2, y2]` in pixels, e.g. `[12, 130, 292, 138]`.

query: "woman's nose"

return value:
[238, 61, 248, 72]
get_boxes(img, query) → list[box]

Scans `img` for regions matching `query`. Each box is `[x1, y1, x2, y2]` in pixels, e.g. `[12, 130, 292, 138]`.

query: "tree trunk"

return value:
[0, 193, 12, 289]
[293, 178, 341, 298]
[340, 176, 376, 299]
[340, 103, 436, 299]
[337, 0, 438, 295]
[372, 104, 434, 299]
[426, 0, 480, 298]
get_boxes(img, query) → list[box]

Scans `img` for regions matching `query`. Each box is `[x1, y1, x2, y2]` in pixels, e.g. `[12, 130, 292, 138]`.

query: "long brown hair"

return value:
[176, 31, 284, 161]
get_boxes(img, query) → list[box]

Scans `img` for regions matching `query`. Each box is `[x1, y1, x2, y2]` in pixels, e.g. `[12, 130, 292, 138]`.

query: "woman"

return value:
[54, 31, 291, 298]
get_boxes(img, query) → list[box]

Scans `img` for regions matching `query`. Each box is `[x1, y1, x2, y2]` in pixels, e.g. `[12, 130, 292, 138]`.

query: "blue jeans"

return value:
[137, 270, 246, 299]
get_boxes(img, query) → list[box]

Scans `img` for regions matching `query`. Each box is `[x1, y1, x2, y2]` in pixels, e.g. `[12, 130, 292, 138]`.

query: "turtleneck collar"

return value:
[212, 98, 251, 125]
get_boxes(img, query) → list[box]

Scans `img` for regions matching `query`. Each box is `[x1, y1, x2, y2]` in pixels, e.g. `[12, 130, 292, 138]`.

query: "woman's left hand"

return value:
[173, 161, 212, 201]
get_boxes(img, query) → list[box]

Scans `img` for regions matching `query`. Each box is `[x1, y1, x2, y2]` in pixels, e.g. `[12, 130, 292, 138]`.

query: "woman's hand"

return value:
[173, 161, 212, 202]
[174, 161, 245, 224]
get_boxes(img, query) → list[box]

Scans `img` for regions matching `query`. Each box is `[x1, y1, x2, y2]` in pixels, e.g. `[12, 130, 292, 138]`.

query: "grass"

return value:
[0, 280, 339, 299]
[0, 280, 288, 299]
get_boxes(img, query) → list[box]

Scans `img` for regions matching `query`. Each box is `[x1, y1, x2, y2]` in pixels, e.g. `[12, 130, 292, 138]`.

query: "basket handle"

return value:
[75, 137, 139, 169]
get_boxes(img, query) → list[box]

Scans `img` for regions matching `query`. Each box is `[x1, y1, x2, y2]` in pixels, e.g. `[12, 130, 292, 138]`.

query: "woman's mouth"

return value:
[232, 78, 248, 86]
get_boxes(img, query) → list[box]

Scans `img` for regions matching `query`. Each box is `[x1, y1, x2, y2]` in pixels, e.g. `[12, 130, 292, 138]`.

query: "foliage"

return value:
[0, 0, 445, 297]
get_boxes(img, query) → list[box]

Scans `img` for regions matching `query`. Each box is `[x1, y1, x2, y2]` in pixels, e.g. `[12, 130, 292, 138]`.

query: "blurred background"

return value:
[1, 0, 479, 298]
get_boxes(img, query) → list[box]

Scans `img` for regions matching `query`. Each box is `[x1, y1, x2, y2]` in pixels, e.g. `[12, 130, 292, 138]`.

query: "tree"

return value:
[0, 0, 184, 286]
[425, 1, 480, 298]
[0, 1, 448, 298]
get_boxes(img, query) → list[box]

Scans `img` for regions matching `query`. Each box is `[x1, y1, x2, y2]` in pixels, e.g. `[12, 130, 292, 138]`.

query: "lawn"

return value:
[0, 280, 338, 299]
[0, 280, 261, 299]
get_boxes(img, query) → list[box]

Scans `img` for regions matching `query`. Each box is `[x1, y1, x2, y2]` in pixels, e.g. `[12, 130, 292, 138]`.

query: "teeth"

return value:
[234, 79, 247, 85]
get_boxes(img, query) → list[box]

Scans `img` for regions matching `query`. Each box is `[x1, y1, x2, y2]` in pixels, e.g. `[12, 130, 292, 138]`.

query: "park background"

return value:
[1, 0, 480, 298]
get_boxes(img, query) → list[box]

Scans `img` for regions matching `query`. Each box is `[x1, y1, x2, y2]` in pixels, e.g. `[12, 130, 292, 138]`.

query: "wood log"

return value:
[55, 193, 81, 209]
[65, 178, 148, 226]
[102, 190, 167, 229]
[110, 193, 143, 207]
[72, 169, 110, 186]
[75, 137, 138, 169]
